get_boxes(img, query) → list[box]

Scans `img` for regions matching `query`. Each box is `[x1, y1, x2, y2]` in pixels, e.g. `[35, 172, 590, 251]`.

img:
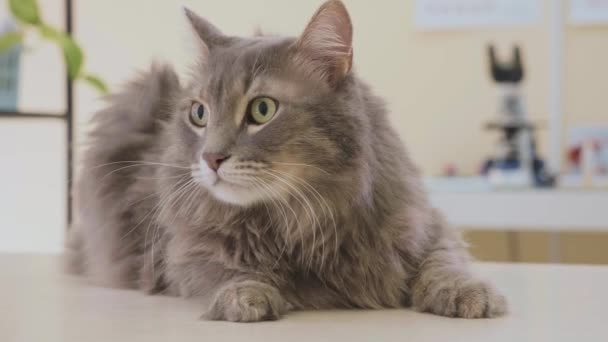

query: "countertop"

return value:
[2, 254, 607, 342]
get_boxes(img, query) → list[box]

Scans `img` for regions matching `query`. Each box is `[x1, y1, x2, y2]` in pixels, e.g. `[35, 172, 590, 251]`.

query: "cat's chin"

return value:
[207, 180, 264, 207]
[192, 162, 269, 206]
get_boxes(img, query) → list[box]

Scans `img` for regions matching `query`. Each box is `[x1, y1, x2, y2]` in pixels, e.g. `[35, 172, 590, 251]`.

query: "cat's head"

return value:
[167, 0, 366, 206]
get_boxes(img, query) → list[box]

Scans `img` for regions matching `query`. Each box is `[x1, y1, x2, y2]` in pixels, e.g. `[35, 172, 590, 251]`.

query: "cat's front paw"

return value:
[413, 278, 507, 319]
[203, 280, 289, 322]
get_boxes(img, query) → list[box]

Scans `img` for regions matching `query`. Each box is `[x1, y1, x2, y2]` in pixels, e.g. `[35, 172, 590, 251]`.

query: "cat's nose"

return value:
[202, 152, 230, 172]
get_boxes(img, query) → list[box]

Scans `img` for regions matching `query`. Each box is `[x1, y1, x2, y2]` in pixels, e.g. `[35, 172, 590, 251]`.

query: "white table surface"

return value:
[2, 254, 607, 342]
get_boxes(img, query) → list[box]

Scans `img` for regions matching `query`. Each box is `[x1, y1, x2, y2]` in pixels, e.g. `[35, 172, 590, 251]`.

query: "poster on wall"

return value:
[570, 0, 608, 25]
[414, 0, 541, 30]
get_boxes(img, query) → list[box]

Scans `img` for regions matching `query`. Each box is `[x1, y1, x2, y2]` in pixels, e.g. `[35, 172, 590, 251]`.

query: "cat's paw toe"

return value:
[453, 281, 507, 318]
[203, 280, 288, 322]
[416, 279, 508, 319]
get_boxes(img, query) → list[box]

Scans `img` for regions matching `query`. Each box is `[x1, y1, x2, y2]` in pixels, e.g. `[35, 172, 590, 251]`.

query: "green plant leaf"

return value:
[60, 35, 84, 79]
[82, 73, 109, 94]
[0, 31, 23, 53]
[38, 25, 60, 40]
[39, 25, 84, 79]
[9, 0, 42, 25]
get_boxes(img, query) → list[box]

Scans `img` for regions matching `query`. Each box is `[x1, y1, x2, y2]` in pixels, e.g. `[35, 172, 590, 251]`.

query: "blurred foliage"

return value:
[1, 0, 108, 94]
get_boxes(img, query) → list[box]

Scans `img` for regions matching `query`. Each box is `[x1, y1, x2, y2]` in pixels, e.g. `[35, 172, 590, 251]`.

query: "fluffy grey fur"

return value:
[67, 1, 507, 321]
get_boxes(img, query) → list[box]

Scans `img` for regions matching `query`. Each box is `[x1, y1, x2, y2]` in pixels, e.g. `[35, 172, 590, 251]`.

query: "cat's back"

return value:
[66, 64, 181, 287]
[84, 63, 180, 162]
[77, 62, 181, 208]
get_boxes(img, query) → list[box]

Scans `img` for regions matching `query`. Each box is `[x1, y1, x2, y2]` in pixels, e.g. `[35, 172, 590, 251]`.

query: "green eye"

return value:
[248, 97, 278, 124]
[190, 102, 208, 127]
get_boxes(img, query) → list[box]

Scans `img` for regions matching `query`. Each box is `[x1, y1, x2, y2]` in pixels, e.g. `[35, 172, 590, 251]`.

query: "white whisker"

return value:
[119, 176, 187, 242]
[271, 168, 339, 267]
[87, 160, 193, 171]
[248, 179, 288, 268]
[146, 178, 197, 279]
[269, 162, 330, 175]
[251, 176, 302, 265]
[263, 170, 322, 271]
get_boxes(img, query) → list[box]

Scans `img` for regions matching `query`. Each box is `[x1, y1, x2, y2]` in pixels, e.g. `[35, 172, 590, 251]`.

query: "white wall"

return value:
[0, 121, 66, 253]
[0, 0, 66, 253]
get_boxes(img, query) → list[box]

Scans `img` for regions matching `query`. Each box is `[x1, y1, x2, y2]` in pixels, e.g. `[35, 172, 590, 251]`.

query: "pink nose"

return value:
[202, 152, 230, 172]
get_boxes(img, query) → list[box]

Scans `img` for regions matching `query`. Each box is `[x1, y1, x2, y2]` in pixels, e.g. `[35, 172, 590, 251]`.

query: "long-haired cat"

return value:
[67, 0, 507, 321]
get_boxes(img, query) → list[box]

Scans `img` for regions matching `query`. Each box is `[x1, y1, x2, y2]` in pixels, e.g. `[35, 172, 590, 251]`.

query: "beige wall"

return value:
[73, 0, 608, 175]
[2, 0, 606, 254]
[564, 24, 608, 130]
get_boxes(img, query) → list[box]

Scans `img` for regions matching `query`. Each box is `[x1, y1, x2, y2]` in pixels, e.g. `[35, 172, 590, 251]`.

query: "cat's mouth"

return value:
[211, 177, 244, 190]
[208, 177, 266, 206]
[192, 166, 265, 205]
[197, 171, 230, 187]
[209, 170, 245, 188]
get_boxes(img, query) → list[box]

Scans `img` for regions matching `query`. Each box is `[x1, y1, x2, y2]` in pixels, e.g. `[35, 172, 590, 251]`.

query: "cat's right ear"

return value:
[184, 7, 229, 57]
[293, 0, 353, 87]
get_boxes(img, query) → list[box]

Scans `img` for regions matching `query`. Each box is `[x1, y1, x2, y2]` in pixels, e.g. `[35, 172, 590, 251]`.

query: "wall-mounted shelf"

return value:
[0, 111, 65, 119]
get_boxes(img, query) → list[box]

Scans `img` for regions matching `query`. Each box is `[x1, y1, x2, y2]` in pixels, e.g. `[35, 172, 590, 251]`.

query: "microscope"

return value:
[482, 45, 554, 188]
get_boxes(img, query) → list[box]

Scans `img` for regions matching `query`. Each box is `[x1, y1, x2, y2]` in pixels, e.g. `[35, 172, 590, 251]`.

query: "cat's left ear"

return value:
[184, 7, 229, 56]
[294, 0, 353, 86]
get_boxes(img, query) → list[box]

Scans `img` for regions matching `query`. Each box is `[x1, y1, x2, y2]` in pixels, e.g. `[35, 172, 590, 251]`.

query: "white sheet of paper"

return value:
[414, 0, 541, 30]
[570, 0, 608, 25]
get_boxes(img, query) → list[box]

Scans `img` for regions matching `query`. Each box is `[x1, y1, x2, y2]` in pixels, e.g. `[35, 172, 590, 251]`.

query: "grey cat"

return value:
[67, 0, 507, 321]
